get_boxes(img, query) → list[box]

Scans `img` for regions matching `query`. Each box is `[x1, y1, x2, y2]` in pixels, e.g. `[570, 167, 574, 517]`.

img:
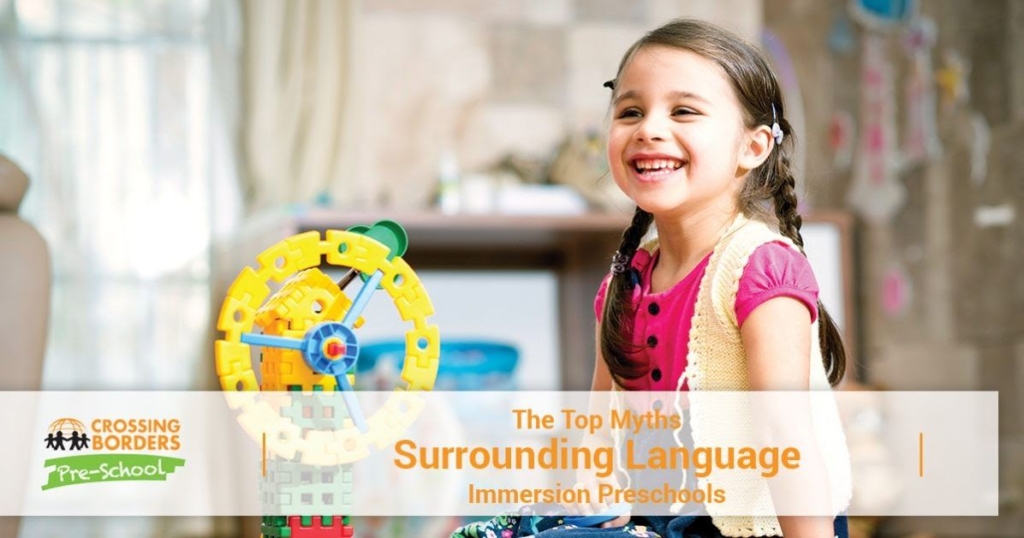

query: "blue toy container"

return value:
[356, 340, 519, 391]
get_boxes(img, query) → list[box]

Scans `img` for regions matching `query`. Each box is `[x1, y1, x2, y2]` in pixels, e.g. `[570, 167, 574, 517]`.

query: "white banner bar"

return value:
[0, 391, 998, 517]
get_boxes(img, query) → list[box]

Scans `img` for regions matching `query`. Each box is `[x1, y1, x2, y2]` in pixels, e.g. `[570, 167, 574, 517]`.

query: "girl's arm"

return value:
[591, 322, 614, 391]
[584, 323, 616, 449]
[741, 296, 835, 538]
[576, 322, 631, 528]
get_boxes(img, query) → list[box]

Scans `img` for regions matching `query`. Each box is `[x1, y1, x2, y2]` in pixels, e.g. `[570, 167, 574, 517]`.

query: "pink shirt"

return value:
[594, 241, 819, 391]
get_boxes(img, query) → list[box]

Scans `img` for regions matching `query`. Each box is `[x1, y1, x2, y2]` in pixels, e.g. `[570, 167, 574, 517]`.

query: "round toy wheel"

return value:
[214, 221, 440, 464]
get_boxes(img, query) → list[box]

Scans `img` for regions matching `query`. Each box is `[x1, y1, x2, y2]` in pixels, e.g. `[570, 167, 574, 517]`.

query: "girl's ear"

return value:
[737, 124, 774, 172]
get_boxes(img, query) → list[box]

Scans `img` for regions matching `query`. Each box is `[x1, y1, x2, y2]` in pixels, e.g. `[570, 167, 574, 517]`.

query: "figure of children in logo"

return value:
[69, 430, 90, 450]
[44, 431, 66, 450]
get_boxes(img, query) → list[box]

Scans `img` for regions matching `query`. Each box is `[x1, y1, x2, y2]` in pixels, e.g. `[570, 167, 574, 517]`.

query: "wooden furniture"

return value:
[294, 209, 629, 390]
[289, 208, 858, 389]
[0, 155, 49, 538]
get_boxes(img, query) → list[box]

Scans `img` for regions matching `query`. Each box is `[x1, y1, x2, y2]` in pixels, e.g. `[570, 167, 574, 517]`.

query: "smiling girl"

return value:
[585, 18, 851, 538]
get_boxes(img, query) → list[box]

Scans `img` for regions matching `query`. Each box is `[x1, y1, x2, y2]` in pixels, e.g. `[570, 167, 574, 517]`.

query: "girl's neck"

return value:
[650, 204, 740, 292]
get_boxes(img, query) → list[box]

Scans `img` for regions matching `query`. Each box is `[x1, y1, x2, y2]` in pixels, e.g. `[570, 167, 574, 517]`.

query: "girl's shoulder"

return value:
[708, 217, 820, 326]
[736, 240, 820, 325]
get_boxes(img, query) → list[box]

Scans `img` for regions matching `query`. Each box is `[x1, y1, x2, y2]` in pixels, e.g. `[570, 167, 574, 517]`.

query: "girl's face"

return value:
[607, 46, 752, 219]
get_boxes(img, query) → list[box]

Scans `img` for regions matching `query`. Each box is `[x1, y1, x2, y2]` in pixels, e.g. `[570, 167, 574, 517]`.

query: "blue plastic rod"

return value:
[335, 373, 368, 433]
[240, 333, 305, 350]
[341, 270, 384, 328]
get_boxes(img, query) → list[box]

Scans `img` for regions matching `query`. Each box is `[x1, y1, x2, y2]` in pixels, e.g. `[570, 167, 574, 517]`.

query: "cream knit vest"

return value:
[628, 213, 851, 537]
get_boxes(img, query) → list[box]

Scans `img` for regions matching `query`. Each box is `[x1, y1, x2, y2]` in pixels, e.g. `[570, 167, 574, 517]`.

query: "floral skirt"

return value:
[451, 512, 848, 538]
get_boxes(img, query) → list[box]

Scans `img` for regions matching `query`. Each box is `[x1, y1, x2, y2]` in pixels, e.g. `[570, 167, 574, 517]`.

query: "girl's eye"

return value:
[673, 107, 696, 116]
[617, 108, 642, 119]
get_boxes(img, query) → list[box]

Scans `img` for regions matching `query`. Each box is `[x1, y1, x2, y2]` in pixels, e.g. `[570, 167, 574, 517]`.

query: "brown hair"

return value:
[600, 19, 846, 387]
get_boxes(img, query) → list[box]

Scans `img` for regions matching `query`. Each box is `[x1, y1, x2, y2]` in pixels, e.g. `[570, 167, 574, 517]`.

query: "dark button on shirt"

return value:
[648, 302, 660, 315]
[647, 335, 658, 348]
[651, 368, 662, 382]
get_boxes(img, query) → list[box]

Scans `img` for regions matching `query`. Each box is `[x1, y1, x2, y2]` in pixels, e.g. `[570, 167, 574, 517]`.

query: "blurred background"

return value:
[0, 0, 1021, 537]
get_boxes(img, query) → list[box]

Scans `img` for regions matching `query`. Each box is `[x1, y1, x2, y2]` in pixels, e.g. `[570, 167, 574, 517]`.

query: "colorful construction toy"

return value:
[214, 220, 441, 537]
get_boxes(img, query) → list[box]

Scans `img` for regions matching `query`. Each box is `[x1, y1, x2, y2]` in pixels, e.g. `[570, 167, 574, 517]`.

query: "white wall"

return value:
[328, 269, 562, 390]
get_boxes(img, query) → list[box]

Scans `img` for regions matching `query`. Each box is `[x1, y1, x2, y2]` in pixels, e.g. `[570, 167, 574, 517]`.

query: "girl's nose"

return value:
[634, 115, 669, 142]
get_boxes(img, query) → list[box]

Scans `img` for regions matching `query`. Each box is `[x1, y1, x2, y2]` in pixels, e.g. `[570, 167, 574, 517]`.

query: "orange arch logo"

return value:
[48, 418, 86, 435]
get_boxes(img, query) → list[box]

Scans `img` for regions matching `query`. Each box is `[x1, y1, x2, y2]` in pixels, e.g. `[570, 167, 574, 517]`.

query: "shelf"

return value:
[292, 208, 850, 247]
[287, 208, 625, 389]
[293, 208, 632, 250]
[284, 208, 857, 388]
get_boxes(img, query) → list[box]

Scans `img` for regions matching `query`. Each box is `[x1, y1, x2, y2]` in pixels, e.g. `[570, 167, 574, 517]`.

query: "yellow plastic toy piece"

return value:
[214, 228, 441, 464]
[256, 269, 356, 392]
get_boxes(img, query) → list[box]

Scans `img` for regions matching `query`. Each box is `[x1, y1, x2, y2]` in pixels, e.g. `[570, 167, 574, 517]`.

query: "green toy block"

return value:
[260, 522, 292, 537]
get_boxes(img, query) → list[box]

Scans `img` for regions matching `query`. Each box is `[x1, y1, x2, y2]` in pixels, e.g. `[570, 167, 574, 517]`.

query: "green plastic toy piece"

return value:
[347, 219, 409, 288]
[347, 220, 408, 261]
[261, 523, 292, 538]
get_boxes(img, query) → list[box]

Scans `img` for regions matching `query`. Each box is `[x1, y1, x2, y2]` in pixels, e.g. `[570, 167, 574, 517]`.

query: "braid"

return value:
[768, 131, 847, 386]
[600, 206, 653, 383]
[772, 147, 805, 250]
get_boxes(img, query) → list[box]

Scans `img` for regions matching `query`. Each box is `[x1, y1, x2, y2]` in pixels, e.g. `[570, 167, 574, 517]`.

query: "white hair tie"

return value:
[771, 103, 784, 145]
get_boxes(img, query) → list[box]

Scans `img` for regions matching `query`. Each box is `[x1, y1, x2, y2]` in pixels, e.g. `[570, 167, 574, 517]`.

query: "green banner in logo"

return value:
[43, 454, 185, 490]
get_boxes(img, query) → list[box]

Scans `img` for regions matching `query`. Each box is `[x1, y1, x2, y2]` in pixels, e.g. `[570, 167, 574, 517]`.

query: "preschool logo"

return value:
[41, 416, 186, 491]
[44, 418, 91, 451]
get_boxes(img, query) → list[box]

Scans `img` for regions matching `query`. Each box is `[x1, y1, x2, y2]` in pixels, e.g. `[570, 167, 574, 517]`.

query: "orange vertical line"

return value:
[262, 432, 267, 477]
[918, 432, 924, 477]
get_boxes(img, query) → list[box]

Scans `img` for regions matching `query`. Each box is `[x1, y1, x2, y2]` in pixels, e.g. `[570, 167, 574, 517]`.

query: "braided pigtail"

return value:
[768, 132, 847, 386]
[600, 206, 654, 383]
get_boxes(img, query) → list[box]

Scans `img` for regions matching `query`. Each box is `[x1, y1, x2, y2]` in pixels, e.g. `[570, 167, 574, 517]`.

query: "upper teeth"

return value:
[635, 159, 681, 171]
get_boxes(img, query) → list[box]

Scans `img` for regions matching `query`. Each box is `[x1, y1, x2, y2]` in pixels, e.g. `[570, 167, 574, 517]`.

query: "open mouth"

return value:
[630, 158, 685, 178]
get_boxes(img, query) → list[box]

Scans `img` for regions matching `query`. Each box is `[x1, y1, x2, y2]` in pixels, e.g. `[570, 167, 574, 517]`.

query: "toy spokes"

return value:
[240, 333, 305, 351]
[334, 373, 368, 433]
[341, 270, 383, 328]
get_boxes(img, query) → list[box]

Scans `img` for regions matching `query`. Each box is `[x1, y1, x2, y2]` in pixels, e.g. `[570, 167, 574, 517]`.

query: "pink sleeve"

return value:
[735, 241, 819, 327]
[594, 274, 612, 322]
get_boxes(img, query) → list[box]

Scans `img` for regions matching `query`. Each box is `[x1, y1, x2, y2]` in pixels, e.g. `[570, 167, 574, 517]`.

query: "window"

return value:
[0, 0, 241, 390]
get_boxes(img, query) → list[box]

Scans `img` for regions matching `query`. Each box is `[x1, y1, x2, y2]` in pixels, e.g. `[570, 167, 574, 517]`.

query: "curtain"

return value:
[239, 0, 359, 211]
